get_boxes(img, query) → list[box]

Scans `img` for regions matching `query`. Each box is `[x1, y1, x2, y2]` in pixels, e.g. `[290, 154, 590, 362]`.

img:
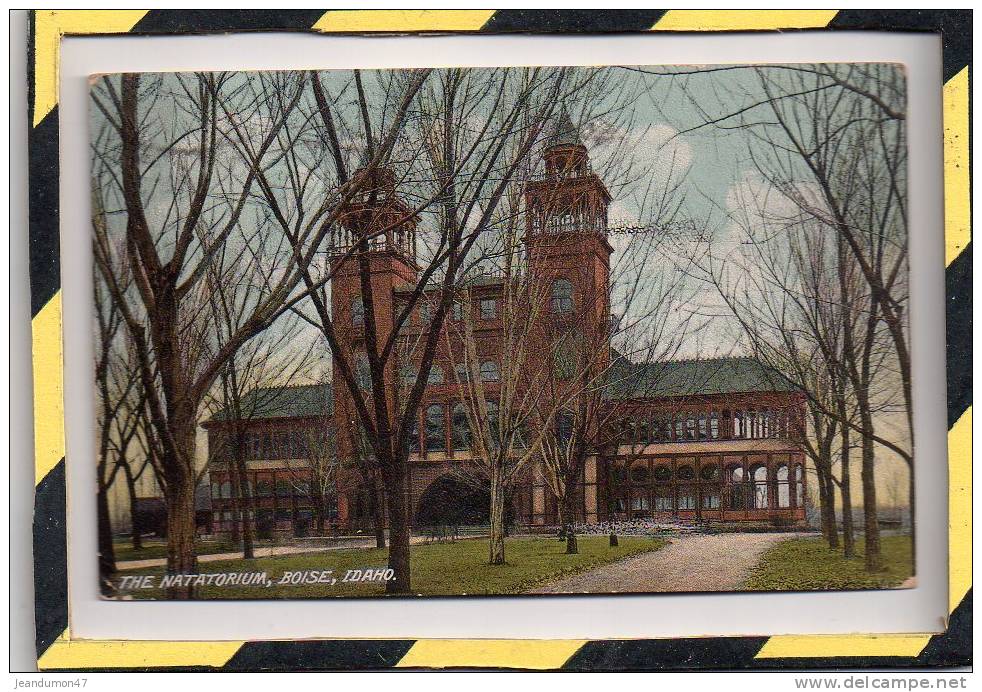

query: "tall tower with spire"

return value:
[524, 110, 613, 366]
[328, 166, 419, 466]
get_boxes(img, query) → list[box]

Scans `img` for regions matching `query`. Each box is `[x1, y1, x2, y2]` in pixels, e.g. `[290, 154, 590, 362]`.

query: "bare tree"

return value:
[90, 71, 345, 596]
[648, 63, 910, 572]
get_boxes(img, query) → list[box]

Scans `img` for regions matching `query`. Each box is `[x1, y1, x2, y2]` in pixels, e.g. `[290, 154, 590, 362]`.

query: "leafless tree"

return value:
[648, 63, 910, 572]
[90, 71, 348, 596]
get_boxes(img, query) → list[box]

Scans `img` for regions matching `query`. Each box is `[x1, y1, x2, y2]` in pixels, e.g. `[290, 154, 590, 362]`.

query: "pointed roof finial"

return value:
[546, 106, 583, 149]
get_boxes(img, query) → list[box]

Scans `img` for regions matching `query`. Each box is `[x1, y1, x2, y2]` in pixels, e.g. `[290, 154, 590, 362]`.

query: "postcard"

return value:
[89, 63, 912, 601]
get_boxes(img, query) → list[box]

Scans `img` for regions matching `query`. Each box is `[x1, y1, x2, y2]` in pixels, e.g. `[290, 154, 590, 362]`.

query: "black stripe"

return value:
[28, 109, 60, 317]
[829, 10, 972, 83]
[130, 10, 328, 35]
[946, 242, 973, 427]
[482, 10, 668, 33]
[916, 588, 972, 666]
[34, 460, 68, 657]
[223, 639, 415, 671]
[27, 11, 36, 128]
[564, 636, 767, 671]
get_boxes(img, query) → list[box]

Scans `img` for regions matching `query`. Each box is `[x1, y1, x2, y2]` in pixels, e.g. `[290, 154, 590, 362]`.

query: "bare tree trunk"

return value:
[816, 441, 839, 549]
[373, 475, 387, 549]
[384, 461, 412, 594]
[164, 471, 198, 599]
[858, 405, 882, 572]
[121, 463, 142, 551]
[235, 450, 254, 560]
[489, 459, 506, 565]
[839, 426, 855, 558]
[97, 480, 117, 584]
[228, 455, 242, 546]
[563, 488, 578, 555]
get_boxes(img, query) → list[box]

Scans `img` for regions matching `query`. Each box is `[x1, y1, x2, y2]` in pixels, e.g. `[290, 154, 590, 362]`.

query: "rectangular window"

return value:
[698, 414, 708, 440]
[674, 417, 684, 442]
[702, 493, 720, 509]
[678, 489, 696, 510]
[686, 416, 697, 440]
[452, 302, 463, 321]
[425, 404, 446, 452]
[480, 298, 496, 319]
[710, 412, 720, 439]
[654, 490, 673, 511]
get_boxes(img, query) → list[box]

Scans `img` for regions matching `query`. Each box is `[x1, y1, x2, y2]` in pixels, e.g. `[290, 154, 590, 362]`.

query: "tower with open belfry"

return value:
[204, 113, 808, 540]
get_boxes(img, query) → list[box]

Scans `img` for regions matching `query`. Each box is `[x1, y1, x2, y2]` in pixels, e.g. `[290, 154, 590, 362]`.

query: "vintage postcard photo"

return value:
[89, 63, 911, 600]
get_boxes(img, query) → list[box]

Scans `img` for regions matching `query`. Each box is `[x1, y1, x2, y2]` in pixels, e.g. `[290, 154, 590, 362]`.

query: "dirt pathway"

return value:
[531, 532, 805, 594]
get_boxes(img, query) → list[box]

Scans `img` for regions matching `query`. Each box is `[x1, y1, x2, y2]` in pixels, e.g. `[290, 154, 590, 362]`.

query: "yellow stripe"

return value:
[944, 67, 971, 266]
[395, 639, 586, 669]
[756, 634, 931, 659]
[653, 10, 837, 31]
[32, 10, 149, 127]
[314, 10, 494, 33]
[948, 409, 971, 613]
[38, 629, 244, 670]
[32, 293, 65, 484]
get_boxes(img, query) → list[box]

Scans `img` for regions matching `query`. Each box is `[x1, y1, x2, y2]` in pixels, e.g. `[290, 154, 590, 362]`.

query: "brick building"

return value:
[204, 113, 807, 538]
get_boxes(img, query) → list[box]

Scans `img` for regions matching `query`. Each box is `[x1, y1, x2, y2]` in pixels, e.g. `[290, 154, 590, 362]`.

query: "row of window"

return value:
[211, 429, 327, 462]
[617, 408, 799, 444]
[403, 404, 574, 454]
[350, 278, 575, 328]
[397, 360, 501, 388]
[608, 464, 805, 512]
[211, 476, 313, 500]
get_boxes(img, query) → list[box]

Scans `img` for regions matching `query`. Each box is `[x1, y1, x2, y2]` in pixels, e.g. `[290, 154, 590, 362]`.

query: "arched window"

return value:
[551, 279, 573, 314]
[653, 466, 672, 483]
[699, 460, 723, 508]
[211, 482, 220, 498]
[427, 364, 444, 384]
[399, 365, 417, 387]
[351, 297, 364, 326]
[404, 415, 420, 454]
[256, 480, 273, 497]
[451, 403, 471, 451]
[480, 361, 500, 382]
[727, 465, 747, 510]
[752, 466, 769, 509]
[355, 353, 371, 390]
[454, 363, 469, 383]
[795, 465, 805, 507]
[700, 464, 720, 482]
[677, 465, 695, 481]
[629, 464, 650, 484]
[776, 465, 790, 508]
[425, 404, 446, 452]
[557, 411, 574, 447]
[221, 481, 232, 499]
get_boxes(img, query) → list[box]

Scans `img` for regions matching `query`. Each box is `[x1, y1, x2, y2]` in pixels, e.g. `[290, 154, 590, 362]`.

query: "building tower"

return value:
[524, 110, 613, 364]
[328, 167, 419, 480]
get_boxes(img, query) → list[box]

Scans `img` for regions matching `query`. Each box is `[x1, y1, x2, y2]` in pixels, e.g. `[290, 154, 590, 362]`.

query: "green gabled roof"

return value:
[603, 353, 797, 400]
[209, 383, 332, 422]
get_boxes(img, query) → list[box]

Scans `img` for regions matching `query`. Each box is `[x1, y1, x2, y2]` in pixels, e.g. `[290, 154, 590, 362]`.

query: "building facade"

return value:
[204, 114, 807, 538]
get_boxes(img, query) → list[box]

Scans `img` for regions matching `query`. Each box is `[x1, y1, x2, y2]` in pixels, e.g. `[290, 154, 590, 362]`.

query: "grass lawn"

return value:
[113, 539, 240, 562]
[115, 535, 666, 599]
[744, 535, 913, 591]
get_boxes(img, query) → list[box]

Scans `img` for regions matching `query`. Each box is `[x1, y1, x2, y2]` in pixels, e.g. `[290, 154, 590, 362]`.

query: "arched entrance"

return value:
[415, 475, 490, 527]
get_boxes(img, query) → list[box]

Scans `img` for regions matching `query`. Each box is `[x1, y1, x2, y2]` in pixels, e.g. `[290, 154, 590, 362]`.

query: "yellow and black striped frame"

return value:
[27, 9, 972, 671]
